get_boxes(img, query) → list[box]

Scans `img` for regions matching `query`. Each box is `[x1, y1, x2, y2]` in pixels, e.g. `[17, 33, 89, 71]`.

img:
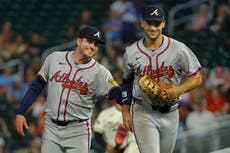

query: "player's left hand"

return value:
[106, 144, 118, 153]
[161, 85, 178, 101]
[15, 115, 29, 136]
[121, 105, 133, 132]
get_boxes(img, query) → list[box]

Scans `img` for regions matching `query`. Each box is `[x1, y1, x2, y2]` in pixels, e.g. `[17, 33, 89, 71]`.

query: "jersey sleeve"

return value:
[179, 43, 201, 76]
[38, 53, 54, 82]
[96, 65, 119, 96]
[123, 47, 134, 80]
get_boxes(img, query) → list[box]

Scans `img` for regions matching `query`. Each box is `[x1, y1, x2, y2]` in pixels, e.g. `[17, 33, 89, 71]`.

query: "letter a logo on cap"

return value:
[94, 31, 100, 38]
[150, 9, 159, 16]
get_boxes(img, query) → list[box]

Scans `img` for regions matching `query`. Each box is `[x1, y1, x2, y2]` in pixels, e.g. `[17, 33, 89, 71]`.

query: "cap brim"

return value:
[143, 18, 165, 21]
[80, 36, 104, 44]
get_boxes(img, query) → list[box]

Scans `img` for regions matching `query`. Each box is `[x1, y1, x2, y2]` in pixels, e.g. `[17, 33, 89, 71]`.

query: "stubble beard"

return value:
[146, 31, 160, 42]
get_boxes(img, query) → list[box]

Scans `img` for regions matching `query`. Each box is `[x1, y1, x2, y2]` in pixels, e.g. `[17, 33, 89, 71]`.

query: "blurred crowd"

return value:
[0, 0, 229, 153]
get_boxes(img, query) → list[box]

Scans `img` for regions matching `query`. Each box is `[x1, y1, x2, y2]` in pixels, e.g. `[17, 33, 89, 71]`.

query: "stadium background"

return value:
[0, 0, 229, 152]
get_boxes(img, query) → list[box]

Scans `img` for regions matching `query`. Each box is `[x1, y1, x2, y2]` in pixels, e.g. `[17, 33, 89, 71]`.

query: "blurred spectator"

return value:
[24, 119, 40, 146]
[177, 101, 191, 140]
[186, 99, 219, 134]
[18, 67, 37, 100]
[0, 58, 4, 65]
[37, 113, 45, 136]
[29, 137, 41, 153]
[132, 0, 145, 19]
[26, 32, 44, 59]
[0, 137, 5, 153]
[220, 68, 230, 102]
[111, 0, 137, 44]
[31, 94, 46, 118]
[29, 57, 41, 74]
[6, 76, 27, 105]
[23, 67, 36, 85]
[0, 22, 14, 59]
[64, 25, 77, 42]
[186, 99, 219, 153]
[0, 116, 11, 140]
[0, 67, 15, 96]
[186, 4, 212, 32]
[206, 85, 229, 117]
[218, 38, 230, 53]
[184, 86, 206, 105]
[8, 34, 28, 58]
[210, 4, 230, 32]
[76, 10, 93, 31]
[93, 102, 139, 153]
[102, 8, 122, 48]
[206, 65, 224, 88]
[100, 45, 123, 71]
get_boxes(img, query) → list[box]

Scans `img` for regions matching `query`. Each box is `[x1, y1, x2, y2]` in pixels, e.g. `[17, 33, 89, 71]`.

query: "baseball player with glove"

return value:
[14, 26, 122, 153]
[121, 5, 203, 153]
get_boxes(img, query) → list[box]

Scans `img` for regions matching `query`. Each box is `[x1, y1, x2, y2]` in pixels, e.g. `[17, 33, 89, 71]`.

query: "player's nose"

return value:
[89, 42, 99, 49]
[149, 24, 158, 30]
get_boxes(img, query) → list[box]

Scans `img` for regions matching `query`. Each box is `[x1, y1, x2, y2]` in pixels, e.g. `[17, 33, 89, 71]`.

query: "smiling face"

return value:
[141, 20, 165, 42]
[77, 37, 100, 58]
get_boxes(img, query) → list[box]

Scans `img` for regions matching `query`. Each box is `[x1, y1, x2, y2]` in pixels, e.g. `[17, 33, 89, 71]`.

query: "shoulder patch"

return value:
[109, 79, 117, 85]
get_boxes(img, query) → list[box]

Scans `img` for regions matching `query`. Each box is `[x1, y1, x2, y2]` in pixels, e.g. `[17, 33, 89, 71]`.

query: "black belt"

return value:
[51, 118, 86, 126]
[151, 104, 172, 113]
[134, 98, 178, 113]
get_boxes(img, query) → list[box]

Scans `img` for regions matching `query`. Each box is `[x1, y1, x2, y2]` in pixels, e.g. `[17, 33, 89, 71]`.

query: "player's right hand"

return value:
[121, 105, 133, 132]
[15, 114, 29, 136]
[106, 144, 118, 153]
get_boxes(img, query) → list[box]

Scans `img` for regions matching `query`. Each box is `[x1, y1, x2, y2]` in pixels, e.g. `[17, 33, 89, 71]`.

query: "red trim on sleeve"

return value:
[190, 67, 201, 76]
[37, 74, 47, 83]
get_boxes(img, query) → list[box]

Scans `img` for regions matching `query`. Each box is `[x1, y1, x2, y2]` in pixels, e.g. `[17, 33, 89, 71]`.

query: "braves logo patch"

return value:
[94, 31, 100, 38]
[150, 9, 159, 16]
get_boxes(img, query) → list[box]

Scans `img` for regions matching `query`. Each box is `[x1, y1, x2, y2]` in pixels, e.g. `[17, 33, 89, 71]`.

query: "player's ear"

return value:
[76, 38, 81, 46]
[161, 21, 166, 28]
[140, 20, 144, 28]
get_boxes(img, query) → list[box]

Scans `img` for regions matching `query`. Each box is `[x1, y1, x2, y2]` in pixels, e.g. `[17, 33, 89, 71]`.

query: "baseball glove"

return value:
[138, 75, 178, 106]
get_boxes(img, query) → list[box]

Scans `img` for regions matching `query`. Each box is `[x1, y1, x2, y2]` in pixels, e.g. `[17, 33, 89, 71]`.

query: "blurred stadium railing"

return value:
[0, 59, 25, 81]
[167, 0, 214, 37]
[41, 39, 76, 62]
[174, 114, 230, 153]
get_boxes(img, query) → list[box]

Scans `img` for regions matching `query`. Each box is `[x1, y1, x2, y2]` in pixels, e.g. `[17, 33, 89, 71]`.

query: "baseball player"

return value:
[93, 101, 139, 153]
[121, 5, 203, 153]
[14, 26, 122, 153]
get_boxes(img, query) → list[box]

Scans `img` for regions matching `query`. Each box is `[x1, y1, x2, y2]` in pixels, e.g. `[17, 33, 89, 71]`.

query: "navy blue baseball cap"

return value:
[78, 26, 104, 44]
[142, 5, 165, 21]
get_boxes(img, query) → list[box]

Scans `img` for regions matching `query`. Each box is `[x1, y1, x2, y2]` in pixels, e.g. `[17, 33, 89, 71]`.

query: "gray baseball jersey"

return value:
[39, 51, 119, 121]
[123, 35, 201, 105]
[38, 51, 119, 153]
[123, 35, 201, 153]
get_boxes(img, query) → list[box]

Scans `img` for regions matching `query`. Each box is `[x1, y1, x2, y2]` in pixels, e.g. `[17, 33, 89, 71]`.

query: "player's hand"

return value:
[15, 114, 29, 136]
[121, 105, 132, 132]
[106, 144, 118, 153]
[161, 85, 178, 101]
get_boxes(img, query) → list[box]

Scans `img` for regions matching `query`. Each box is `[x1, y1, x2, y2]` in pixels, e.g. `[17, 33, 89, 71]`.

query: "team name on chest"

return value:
[50, 70, 88, 94]
[50, 70, 84, 86]
[136, 62, 175, 79]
